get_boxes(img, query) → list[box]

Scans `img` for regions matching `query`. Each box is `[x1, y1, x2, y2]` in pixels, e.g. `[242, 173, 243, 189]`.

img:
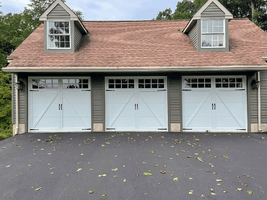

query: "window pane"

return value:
[202, 20, 207, 33]
[139, 79, 144, 83]
[83, 79, 88, 84]
[198, 78, 204, 83]
[109, 84, 114, 88]
[129, 84, 134, 88]
[208, 20, 212, 32]
[116, 84, 121, 88]
[83, 84, 88, 89]
[152, 84, 157, 88]
[109, 79, 114, 83]
[65, 42, 70, 48]
[145, 79, 151, 83]
[159, 84, 164, 88]
[129, 79, 134, 83]
[139, 84, 144, 88]
[158, 79, 164, 83]
[199, 84, 204, 88]
[122, 84, 127, 88]
[32, 79, 38, 89]
[39, 79, 46, 89]
[116, 79, 121, 83]
[63, 79, 68, 83]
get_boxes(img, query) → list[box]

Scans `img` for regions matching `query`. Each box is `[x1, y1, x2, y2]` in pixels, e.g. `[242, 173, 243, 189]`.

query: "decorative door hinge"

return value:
[106, 128, 115, 130]
[183, 128, 192, 130]
[236, 89, 245, 91]
[236, 129, 246, 130]
[82, 128, 91, 130]
[30, 90, 39, 92]
[158, 128, 167, 130]
[82, 90, 91, 91]
[106, 90, 115, 91]
[30, 129, 39, 130]
[182, 89, 191, 91]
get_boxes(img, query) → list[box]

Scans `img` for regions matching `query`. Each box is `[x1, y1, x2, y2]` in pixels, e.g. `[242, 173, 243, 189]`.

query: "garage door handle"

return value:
[137, 104, 138, 110]
[214, 103, 216, 110]
[59, 104, 60, 110]
[135, 104, 136, 110]
[212, 103, 213, 110]
[61, 104, 62, 110]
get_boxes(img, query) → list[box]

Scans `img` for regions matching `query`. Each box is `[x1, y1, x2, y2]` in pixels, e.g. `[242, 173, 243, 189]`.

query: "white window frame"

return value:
[201, 19, 225, 48]
[47, 20, 71, 49]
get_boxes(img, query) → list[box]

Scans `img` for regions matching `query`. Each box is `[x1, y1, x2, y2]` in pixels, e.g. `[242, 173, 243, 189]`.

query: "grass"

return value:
[0, 126, 13, 140]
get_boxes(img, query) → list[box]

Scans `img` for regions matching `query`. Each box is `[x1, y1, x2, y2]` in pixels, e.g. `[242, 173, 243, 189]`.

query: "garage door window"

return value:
[63, 79, 90, 89]
[184, 78, 211, 88]
[31, 78, 59, 89]
[138, 79, 165, 89]
[108, 79, 134, 89]
[215, 78, 243, 88]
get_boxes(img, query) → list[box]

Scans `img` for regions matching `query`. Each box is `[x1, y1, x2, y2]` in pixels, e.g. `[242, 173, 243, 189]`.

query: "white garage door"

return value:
[105, 77, 168, 131]
[28, 77, 91, 132]
[182, 76, 247, 132]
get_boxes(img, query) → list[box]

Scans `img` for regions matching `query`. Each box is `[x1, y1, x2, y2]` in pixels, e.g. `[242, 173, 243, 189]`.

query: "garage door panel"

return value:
[138, 91, 167, 130]
[106, 91, 135, 130]
[183, 91, 212, 130]
[62, 91, 91, 131]
[215, 90, 246, 130]
[30, 91, 60, 131]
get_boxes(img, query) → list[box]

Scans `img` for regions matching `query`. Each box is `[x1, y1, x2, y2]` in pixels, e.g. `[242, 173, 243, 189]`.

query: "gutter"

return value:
[15, 74, 19, 136]
[258, 71, 262, 132]
[2, 65, 267, 73]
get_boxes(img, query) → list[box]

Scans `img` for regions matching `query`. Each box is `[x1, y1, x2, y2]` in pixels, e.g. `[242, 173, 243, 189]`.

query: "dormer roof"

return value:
[182, 0, 233, 33]
[39, 0, 88, 34]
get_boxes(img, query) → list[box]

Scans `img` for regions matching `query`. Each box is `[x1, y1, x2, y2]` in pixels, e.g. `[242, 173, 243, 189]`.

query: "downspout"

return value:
[258, 71, 262, 132]
[15, 73, 19, 135]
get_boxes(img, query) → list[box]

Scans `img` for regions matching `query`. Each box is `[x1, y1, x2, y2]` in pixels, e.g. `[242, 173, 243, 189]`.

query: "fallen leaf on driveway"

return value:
[35, 187, 42, 191]
[88, 190, 94, 194]
[216, 179, 222, 182]
[112, 168, 118, 171]
[189, 190, 194, 194]
[77, 168, 82, 172]
[123, 179, 127, 182]
[211, 192, 216, 195]
[160, 170, 166, 174]
[102, 194, 107, 197]
[201, 194, 205, 198]
[237, 188, 242, 191]
[6, 165, 10, 168]
[247, 190, 253, 194]
[173, 177, 178, 181]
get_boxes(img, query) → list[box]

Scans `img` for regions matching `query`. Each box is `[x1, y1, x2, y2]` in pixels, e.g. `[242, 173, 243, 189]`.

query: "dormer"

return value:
[39, 0, 88, 53]
[182, 0, 233, 52]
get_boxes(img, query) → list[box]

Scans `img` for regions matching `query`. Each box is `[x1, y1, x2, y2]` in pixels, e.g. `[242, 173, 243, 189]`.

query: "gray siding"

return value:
[47, 4, 70, 19]
[188, 23, 198, 49]
[168, 74, 182, 129]
[201, 2, 225, 17]
[197, 19, 229, 52]
[91, 76, 105, 126]
[13, 75, 28, 125]
[74, 25, 82, 50]
[261, 71, 267, 123]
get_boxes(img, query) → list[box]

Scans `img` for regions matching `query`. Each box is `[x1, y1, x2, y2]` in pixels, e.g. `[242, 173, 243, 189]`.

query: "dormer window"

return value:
[48, 21, 71, 49]
[201, 20, 225, 48]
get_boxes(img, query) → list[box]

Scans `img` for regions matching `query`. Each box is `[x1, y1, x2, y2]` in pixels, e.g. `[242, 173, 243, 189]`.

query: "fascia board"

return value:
[2, 66, 267, 73]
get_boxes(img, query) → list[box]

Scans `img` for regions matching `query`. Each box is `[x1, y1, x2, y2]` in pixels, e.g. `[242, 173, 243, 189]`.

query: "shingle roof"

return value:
[5, 19, 267, 69]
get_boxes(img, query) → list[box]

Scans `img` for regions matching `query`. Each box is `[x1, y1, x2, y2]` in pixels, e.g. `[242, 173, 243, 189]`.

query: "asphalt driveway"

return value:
[0, 132, 267, 200]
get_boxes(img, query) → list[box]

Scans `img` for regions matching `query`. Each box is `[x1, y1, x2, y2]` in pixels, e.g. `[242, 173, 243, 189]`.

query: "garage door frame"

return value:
[28, 76, 91, 132]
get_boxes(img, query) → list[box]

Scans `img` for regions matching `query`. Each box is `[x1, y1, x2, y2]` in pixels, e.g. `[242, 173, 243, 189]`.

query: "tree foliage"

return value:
[155, 0, 267, 31]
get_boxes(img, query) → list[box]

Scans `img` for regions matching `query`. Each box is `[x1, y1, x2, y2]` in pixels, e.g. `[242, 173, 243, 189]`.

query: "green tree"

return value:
[156, 8, 173, 20]
[155, 0, 267, 31]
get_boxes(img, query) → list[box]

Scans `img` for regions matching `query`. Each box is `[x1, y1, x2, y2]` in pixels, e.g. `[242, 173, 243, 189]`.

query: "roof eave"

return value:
[2, 65, 267, 73]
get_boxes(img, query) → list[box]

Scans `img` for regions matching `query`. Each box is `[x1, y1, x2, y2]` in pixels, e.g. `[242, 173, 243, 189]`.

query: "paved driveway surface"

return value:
[0, 132, 267, 200]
